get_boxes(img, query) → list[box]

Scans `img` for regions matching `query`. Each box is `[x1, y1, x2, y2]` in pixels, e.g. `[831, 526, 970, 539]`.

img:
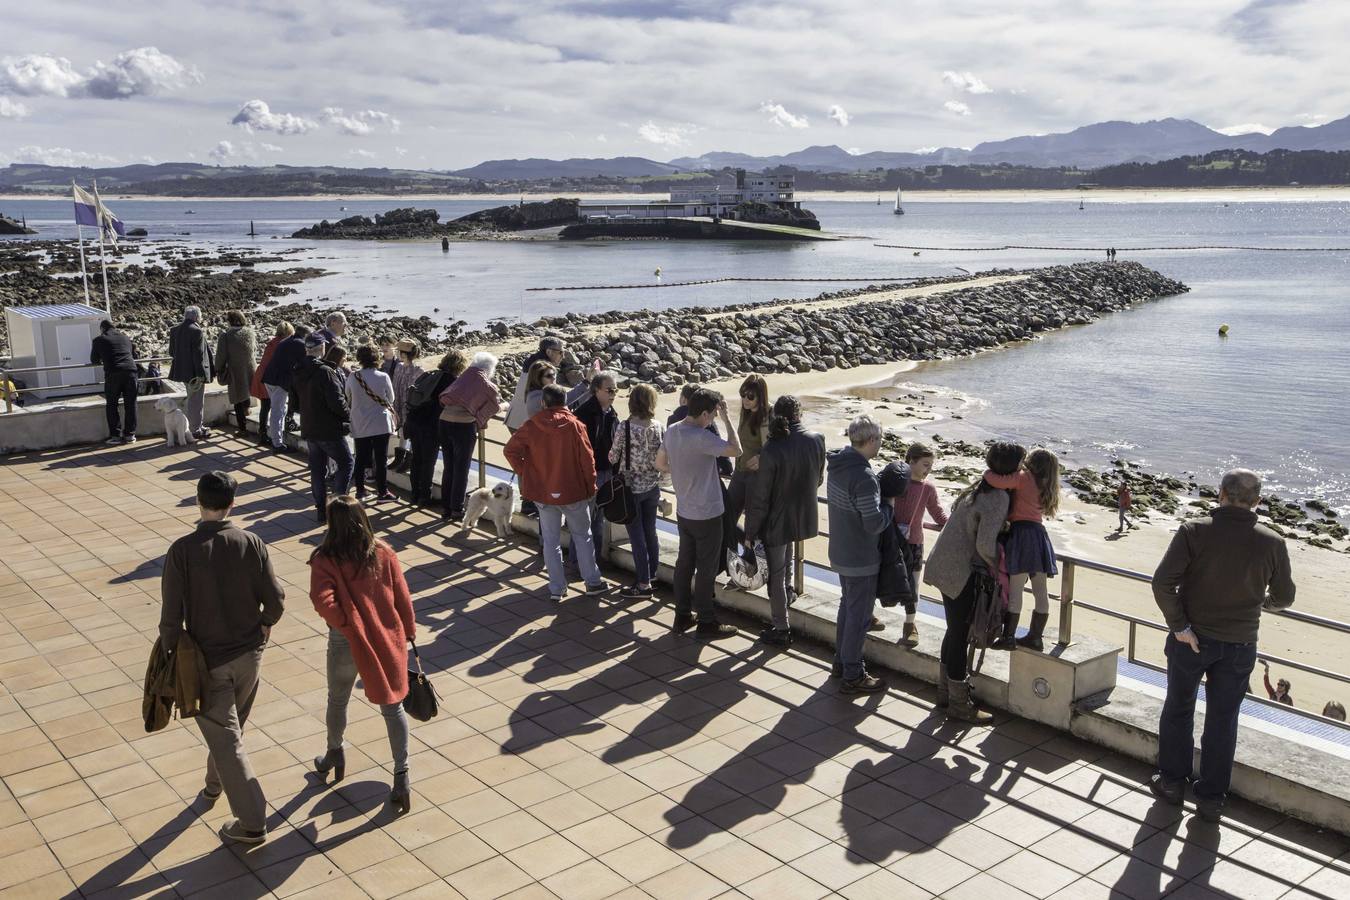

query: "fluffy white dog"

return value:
[462, 482, 515, 538]
[156, 396, 193, 447]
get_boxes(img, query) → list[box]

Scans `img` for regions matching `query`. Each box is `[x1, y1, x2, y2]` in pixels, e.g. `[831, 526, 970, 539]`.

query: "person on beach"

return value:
[90, 319, 139, 445]
[160, 471, 285, 845]
[389, 339, 422, 474]
[309, 495, 415, 814]
[294, 332, 352, 522]
[656, 386, 741, 639]
[890, 442, 949, 644]
[406, 350, 465, 507]
[252, 322, 293, 447]
[437, 352, 501, 521]
[1117, 478, 1133, 532]
[215, 310, 257, 437]
[924, 442, 1024, 723]
[724, 374, 770, 561]
[609, 383, 665, 600]
[1260, 660, 1292, 705]
[505, 384, 610, 601]
[261, 324, 308, 450]
[571, 370, 620, 562]
[346, 344, 397, 503]
[986, 448, 1062, 652]
[744, 395, 825, 648]
[1323, 701, 1346, 722]
[826, 415, 892, 694]
[1150, 468, 1295, 822]
[168, 305, 214, 440]
[523, 360, 557, 420]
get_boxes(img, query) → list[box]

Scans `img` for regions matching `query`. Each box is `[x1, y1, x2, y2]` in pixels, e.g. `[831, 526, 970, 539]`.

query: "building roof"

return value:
[5, 303, 104, 320]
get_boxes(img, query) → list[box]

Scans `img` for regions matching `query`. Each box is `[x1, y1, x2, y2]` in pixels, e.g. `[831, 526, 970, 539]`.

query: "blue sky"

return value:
[1, 0, 1344, 169]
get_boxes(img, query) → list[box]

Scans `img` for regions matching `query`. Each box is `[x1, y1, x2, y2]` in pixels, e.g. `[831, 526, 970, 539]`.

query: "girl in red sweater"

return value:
[985, 448, 1061, 651]
[310, 496, 417, 813]
[891, 442, 949, 644]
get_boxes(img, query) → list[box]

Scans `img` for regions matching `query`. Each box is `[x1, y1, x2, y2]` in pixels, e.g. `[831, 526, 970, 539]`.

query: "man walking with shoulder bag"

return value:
[160, 472, 285, 845]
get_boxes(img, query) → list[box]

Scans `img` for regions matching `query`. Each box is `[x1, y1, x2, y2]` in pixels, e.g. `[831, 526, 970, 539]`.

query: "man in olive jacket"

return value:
[1151, 468, 1295, 822]
[160, 472, 284, 845]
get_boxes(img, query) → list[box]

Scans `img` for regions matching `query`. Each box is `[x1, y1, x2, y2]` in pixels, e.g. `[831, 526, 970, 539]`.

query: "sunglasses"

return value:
[740, 392, 756, 400]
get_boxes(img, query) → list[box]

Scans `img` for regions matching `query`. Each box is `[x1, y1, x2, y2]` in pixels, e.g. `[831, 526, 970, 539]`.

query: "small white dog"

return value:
[156, 396, 193, 447]
[462, 482, 515, 538]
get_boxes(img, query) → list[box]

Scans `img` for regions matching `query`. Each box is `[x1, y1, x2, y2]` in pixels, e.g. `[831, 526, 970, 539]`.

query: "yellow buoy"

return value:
[1218, 324, 1230, 336]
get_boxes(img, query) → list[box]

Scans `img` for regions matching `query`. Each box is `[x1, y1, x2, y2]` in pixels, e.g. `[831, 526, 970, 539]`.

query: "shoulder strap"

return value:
[624, 420, 632, 471]
[355, 371, 394, 412]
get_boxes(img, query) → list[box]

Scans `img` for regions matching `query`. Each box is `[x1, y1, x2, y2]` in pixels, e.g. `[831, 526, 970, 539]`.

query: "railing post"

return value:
[1057, 559, 1075, 647]
[1, 368, 11, 415]
[477, 428, 487, 489]
[792, 539, 805, 596]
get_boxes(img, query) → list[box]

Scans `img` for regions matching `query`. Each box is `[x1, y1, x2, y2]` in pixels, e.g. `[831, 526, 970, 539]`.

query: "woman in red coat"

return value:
[251, 322, 293, 445]
[309, 495, 416, 813]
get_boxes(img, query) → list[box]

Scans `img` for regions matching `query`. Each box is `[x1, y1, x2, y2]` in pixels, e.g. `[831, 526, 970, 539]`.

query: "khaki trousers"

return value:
[198, 647, 267, 831]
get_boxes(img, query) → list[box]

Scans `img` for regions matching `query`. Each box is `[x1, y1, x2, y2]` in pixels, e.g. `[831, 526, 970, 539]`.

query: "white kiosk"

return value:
[3, 303, 106, 400]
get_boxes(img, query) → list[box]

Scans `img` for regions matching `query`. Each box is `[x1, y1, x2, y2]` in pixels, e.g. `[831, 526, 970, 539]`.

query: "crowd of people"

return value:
[141, 319, 1318, 842]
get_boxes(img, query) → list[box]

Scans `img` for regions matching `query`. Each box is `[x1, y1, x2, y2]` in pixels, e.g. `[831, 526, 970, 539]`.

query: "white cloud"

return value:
[260, 142, 283, 152]
[828, 104, 850, 127]
[912, 146, 939, 154]
[845, 147, 861, 155]
[8, 145, 118, 167]
[942, 71, 993, 94]
[349, 148, 377, 159]
[596, 133, 607, 143]
[394, 146, 408, 156]
[0, 48, 199, 100]
[231, 99, 317, 135]
[321, 107, 401, 136]
[1216, 123, 1273, 135]
[760, 101, 809, 129]
[944, 100, 972, 116]
[0, 96, 28, 119]
[638, 120, 696, 148]
[208, 139, 261, 162]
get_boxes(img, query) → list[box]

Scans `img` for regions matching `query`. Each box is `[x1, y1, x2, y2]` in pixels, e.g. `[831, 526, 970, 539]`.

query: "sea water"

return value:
[5, 196, 1348, 513]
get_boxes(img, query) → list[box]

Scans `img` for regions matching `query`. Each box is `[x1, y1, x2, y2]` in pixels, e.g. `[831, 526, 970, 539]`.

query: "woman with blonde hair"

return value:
[609, 382, 664, 598]
[310, 495, 416, 813]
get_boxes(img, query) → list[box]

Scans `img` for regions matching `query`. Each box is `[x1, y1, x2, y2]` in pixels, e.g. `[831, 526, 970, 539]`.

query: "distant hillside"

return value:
[0, 162, 469, 196]
[449, 156, 684, 179]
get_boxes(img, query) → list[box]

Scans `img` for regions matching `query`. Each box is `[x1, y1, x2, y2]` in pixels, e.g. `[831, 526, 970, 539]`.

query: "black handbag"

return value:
[598, 421, 638, 525]
[403, 642, 440, 722]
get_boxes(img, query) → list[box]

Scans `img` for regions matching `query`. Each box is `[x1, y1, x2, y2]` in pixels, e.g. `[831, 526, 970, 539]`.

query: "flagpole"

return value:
[92, 179, 112, 316]
[72, 180, 92, 306]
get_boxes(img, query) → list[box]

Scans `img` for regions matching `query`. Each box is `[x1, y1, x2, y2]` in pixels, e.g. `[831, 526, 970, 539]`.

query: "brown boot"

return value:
[947, 679, 994, 724]
[901, 620, 919, 647]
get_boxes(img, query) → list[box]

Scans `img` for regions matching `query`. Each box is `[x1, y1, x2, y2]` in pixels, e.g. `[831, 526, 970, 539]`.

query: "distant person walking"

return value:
[159, 472, 285, 845]
[1260, 660, 1292, 705]
[1117, 478, 1133, 532]
[309, 496, 416, 814]
[744, 395, 825, 647]
[168, 305, 214, 439]
[261, 325, 308, 450]
[252, 322, 293, 446]
[390, 339, 422, 474]
[986, 448, 1062, 652]
[656, 386, 741, 639]
[294, 333, 352, 521]
[90, 319, 139, 444]
[608, 383, 665, 599]
[215, 310, 257, 437]
[505, 384, 609, 601]
[891, 441, 949, 644]
[924, 442, 1024, 722]
[826, 415, 892, 694]
[345, 344, 397, 503]
[1151, 468, 1296, 822]
[437, 352, 501, 521]
[406, 350, 465, 507]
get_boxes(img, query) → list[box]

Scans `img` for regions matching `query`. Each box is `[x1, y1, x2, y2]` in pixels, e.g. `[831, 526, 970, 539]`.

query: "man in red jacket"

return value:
[505, 385, 611, 601]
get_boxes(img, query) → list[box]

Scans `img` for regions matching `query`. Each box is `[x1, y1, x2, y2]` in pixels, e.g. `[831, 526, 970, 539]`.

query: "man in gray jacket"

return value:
[1151, 468, 1295, 822]
[826, 415, 892, 694]
[167, 305, 214, 439]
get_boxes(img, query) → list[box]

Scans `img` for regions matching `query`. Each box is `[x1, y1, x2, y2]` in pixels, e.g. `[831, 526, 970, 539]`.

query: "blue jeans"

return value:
[624, 487, 661, 585]
[539, 499, 602, 597]
[308, 438, 353, 513]
[1157, 631, 1257, 802]
[571, 469, 611, 562]
[836, 573, 878, 681]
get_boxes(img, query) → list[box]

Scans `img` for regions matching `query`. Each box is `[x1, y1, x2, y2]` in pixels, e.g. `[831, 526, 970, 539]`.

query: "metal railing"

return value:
[1, 356, 172, 414]
[475, 413, 1350, 730]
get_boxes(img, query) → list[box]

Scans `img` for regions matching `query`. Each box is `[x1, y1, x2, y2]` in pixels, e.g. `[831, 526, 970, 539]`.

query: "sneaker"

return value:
[201, 786, 222, 802]
[696, 622, 738, 640]
[378, 490, 396, 502]
[196, 428, 213, 439]
[1149, 774, 1185, 806]
[830, 659, 843, 678]
[121, 434, 137, 444]
[672, 613, 696, 633]
[584, 581, 611, 597]
[105, 436, 122, 445]
[867, 616, 885, 633]
[840, 674, 887, 695]
[758, 627, 792, 647]
[549, 593, 567, 603]
[620, 585, 654, 600]
[218, 820, 266, 845]
[1195, 794, 1224, 823]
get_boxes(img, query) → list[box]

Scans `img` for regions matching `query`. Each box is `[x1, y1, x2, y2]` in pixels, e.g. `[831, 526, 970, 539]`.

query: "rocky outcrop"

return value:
[453, 198, 580, 231]
[0, 215, 36, 235]
[727, 201, 820, 230]
[291, 207, 473, 240]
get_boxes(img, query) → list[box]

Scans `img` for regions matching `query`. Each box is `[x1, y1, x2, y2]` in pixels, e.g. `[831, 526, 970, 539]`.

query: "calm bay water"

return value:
[4, 195, 1349, 512]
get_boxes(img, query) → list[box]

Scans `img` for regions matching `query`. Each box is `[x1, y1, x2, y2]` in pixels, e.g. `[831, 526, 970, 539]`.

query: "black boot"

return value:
[991, 611, 1019, 650]
[314, 747, 345, 783]
[390, 770, 411, 814]
[1017, 611, 1049, 652]
[391, 447, 408, 473]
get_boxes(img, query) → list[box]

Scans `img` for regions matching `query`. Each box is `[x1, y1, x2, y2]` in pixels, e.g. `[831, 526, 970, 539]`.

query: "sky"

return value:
[1, 0, 1346, 171]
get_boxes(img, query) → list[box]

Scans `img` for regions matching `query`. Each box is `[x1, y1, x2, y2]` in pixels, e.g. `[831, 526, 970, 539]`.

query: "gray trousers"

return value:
[185, 381, 205, 433]
[198, 648, 267, 832]
[766, 543, 795, 630]
[327, 630, 410, 777]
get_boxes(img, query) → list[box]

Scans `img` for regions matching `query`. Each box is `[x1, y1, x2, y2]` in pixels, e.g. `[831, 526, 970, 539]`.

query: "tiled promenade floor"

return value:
[2, 435, 1349, 900]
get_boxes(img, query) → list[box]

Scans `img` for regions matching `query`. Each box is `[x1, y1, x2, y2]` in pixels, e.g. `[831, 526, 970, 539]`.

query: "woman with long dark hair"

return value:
[407, 350, 466, 507]
[309, 495, 416, 813]
[724, 373, 770, 557]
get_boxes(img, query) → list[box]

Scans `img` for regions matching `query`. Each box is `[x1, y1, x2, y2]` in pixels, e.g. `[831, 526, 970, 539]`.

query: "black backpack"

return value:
[965, 568, 1005, 675]
[405, 369, 444, 414]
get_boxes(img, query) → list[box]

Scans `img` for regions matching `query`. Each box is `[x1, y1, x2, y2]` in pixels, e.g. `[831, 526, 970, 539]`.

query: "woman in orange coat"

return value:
[309, 495, 416, 813]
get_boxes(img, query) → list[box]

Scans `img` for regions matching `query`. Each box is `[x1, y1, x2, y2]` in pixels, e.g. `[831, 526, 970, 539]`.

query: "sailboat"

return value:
[248, 220, 258, 236]
[893, 188, 904, 216]
[876, 194, 881, 205]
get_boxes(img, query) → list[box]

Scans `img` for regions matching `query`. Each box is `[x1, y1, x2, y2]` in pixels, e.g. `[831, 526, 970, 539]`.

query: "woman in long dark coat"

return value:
[215, 310, 257, 434]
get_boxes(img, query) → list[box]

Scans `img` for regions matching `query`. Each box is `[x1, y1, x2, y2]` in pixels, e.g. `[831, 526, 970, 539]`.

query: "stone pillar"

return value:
[1007, 632, 1123, 730]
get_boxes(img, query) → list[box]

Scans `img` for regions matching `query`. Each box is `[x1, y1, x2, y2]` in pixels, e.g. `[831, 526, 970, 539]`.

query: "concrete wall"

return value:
[0, 385, 232, 453]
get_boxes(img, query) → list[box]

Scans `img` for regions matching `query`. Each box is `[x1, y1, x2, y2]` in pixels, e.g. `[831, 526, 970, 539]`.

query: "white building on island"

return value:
[578, 169, 801, 221]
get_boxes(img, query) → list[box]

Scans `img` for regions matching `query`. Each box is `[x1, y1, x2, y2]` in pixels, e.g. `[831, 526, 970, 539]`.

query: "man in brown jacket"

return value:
[160, 471, 285, 845]
[1151, 468, 1295, 822]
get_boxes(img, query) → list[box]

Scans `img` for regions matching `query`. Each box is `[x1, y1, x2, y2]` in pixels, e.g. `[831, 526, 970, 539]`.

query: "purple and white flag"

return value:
[73, 183, 126, 239]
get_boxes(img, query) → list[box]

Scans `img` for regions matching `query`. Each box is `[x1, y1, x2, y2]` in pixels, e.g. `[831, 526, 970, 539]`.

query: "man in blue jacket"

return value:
[826, 415, 892, 694]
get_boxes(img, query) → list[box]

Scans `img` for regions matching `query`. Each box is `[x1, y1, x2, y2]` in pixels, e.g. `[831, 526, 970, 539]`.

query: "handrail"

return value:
[1, 356, 174, 414]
